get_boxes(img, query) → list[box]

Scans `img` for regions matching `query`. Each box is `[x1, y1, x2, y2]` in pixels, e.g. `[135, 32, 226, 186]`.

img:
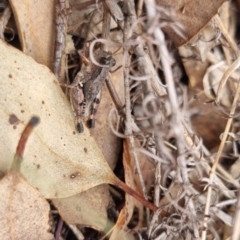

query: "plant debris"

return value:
[0, 0, 240, 239]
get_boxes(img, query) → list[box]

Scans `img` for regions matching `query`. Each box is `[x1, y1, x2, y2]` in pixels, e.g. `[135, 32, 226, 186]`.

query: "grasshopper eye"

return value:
[99, 57, 110, 65]
[99, 57, 116, 67]
[110, 58, 116, 67]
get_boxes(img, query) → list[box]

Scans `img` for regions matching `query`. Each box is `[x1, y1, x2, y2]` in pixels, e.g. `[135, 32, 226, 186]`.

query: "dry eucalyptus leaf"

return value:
[53, 184, 111, 231]
[158, 0, 229, 46]
[9, 0, 55, 69]
[0, 172, 52, 240]
[0, 39, 117, 198]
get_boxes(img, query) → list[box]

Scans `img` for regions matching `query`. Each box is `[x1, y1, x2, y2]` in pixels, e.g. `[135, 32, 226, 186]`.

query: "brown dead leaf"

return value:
[0, 172, 52, 240]
[158, 0, 229, 46]
[191, 109, 227, 150]
[53, 184, 111, 231]
[9, 0, 55, 69]
[0, 39, 116, 198]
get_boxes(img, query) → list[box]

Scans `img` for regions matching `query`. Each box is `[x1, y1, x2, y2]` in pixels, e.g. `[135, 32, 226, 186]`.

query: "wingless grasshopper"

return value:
[65, 50, 116, 133]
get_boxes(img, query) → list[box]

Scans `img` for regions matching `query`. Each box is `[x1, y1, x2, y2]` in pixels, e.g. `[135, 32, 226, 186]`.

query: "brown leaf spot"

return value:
[70, 172, 81, 179]
[8, 74, 12, 78]
[36, 164, 40, 169]
[21, 110, 25, 113]
[42, 100, 45, 104]
[9, 114, 20, 125]
[76, 206, 81, 211]
[84, 147, 88, 153]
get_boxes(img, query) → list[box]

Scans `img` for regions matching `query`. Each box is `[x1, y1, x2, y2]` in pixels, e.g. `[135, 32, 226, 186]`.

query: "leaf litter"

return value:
[1, 0, 240, 239]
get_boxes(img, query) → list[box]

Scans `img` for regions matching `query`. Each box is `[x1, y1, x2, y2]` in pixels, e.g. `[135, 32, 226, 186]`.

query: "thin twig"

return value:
[123, 21, 132, 136]
[106, 74, 125, 114]
[154, 163, 161, 207]
[53, 0, 68, 79]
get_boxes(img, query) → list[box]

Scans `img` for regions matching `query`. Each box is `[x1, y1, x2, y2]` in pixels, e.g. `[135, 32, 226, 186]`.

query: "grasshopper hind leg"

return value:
[76, 122, 84, 133]
[87, 90, 101, 129]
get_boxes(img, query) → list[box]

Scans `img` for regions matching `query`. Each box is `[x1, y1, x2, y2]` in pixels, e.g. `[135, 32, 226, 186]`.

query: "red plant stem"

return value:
[116, 179, 158, 212]
[15, 117, 39, 159]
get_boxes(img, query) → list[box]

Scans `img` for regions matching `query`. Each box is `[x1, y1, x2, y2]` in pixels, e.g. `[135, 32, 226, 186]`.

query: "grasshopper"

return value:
[66, 50, 116, 133]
